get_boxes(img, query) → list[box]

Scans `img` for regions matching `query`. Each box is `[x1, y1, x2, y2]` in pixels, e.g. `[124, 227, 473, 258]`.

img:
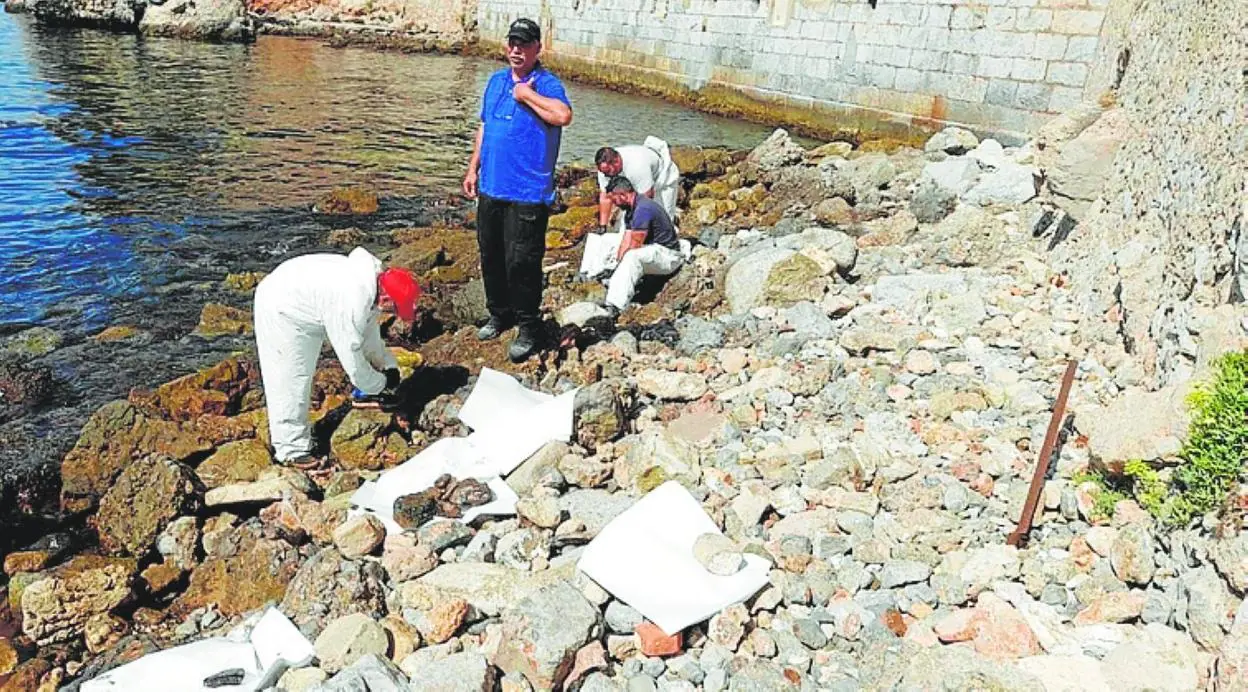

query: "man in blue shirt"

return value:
[603, 176, 685, 315]
[462, 18, 573, 362]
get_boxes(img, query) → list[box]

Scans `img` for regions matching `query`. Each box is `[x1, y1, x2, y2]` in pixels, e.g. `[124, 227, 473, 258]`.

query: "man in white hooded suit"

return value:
[253, 246, 421, 469]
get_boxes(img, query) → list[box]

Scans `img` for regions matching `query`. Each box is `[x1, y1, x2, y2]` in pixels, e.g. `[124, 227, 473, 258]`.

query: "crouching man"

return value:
[253, 247, 421, 469]
[603, 176, 685, 315]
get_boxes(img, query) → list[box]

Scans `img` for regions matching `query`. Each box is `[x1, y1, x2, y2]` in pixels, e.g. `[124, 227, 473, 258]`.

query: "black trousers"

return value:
[476, 193, 549, 330]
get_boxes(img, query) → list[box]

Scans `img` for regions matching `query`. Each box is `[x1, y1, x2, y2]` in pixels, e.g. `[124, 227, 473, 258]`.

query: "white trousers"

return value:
[254, 285, 325, 462]
[606, 244, 685, 310]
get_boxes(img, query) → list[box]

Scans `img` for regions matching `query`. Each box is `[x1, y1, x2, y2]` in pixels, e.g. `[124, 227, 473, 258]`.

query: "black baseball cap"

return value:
[507, 18, 541, 44]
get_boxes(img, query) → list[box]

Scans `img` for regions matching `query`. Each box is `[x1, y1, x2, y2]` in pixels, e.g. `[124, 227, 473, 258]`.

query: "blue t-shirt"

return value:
[478, 65, 570, 206]
[625, 195, 679, 250]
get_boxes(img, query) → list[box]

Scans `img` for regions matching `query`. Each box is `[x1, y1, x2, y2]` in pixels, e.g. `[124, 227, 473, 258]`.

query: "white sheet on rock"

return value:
[80, 608, 313, 692]
[578, 481, 771, 635]
[349, 368, 575, 534]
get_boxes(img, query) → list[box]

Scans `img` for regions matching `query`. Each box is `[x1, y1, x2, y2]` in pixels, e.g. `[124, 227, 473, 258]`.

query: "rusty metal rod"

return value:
[1007, 360, 1078, 547]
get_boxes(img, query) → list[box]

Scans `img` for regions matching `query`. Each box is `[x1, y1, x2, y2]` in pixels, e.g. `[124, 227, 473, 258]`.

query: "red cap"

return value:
[379, 268, 421, 322]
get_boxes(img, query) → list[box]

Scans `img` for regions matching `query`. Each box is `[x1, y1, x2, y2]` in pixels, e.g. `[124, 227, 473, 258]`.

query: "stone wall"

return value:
[476, 0, 1110, 139]
[1043, 0, 1247, 388]
[249, 0, 476, 45]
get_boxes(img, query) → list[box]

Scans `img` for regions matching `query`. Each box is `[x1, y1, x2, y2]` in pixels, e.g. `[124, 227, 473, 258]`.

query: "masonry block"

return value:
[1032, 34, 1068, 60]
[1013, 81, 1052, 110]
[986, 7, 1016, 29]
[1047, 61, 1089, 87]
[977, 55, 1015, 79]
[951, 6, 984, 30]
[1064, 35, 1098, 61]
[985, 78, 1019, 107]
[1015, 8, 1052, 31]
[1010, 57, 1047, 81]
[1052, 9, 1104, 35]
[947, 53, 977, 75]
[894, 67, 925, 92]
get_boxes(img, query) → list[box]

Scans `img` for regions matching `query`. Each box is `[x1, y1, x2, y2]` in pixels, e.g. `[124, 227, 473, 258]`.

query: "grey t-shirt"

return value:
[625, 195, 678, 250]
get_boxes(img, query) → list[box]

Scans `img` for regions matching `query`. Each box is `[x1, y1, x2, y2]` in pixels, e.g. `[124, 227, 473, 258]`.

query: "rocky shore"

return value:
[3, 100, 1248, 691]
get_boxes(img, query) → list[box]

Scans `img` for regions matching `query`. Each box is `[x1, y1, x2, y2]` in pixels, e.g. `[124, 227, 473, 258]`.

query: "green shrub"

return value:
[1074, 351, 1248, 526]
[1165, 350, 1248, 524]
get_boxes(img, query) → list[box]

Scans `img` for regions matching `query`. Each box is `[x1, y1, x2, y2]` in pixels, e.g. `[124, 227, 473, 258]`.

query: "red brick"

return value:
[636, 621, 682, 657]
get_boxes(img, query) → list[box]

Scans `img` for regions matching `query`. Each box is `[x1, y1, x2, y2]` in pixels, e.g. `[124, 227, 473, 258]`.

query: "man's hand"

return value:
[512, 77, 537, 104]
[462, 169, 478, 199]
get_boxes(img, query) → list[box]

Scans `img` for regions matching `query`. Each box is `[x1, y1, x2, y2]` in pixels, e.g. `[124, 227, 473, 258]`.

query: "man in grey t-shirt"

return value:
[602, 176, 685, 313]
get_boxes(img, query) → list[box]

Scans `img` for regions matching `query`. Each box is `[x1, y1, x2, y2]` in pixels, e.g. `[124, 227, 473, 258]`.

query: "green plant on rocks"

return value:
[1088, 352, 1248, 526]
[1166, 350, 1248, 524]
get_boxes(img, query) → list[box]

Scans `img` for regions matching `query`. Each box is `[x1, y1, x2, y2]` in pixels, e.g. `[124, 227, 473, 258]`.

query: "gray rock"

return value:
[727, 659, 796, 691]
[909, 180, 959, 223]
[1213, 533, 1248, 593]
[925, 126, 979, 155]
[676, 315, 726, 355]
[1179, 566, 1231, 649]
[1046, 108, 1127, 219]
[879, 560, 933, 589]
[1100, 623, 1199, 691]
[963, 162, 1038, 205]
[417, 520, 474, 553]
[1142, 588, 1174, 625]
[919, 157, 981, 197]
[402, 651, 495, 692]
[793, 618, 828, 649]
[495, 528, 550, 570]
[494, 580, 601, 689]
[281, 547, 387, 637]
[138, 0, 254, 41]
[1110, 524, 1156, 586]
[311, 654, 408, 692]
[605, 600, 644, 634]
[636, 370, 709, 401]
[560, 490, 634, 538]
[781, 227, 858, 273]
[872, 641, 1043, 690]
[314, 614, 389, 675]
[746, 129, 806, 172]
[506, 441, 570, 497]
[694, 533, 746, 576]
[667, 653, 705, 684]
[781, 302, 836, 340]
[558, 301, 611, 327]
[573, 382, 626, 452]
[724, 246, 795, 315]
[461, 532, 498, 563]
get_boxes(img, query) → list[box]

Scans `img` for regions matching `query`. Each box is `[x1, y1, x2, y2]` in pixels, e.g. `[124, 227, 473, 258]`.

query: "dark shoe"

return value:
[283, 453, 329, 471]
[477, 317, 511, 341]
[508, 327, 541, 363]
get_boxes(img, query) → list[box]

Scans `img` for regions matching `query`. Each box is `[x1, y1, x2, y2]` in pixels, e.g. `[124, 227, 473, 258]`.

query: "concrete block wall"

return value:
[477, 0, 1109, 137]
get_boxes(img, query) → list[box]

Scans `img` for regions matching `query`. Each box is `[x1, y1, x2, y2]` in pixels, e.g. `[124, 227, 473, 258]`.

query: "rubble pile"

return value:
[4, 104, 1248, 692]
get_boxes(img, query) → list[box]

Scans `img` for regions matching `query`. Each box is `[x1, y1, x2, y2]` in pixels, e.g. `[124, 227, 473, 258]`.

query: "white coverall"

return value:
[253, 247, 398, 462]
[597, 136, 682, 222]
[605, 243, 686, 311]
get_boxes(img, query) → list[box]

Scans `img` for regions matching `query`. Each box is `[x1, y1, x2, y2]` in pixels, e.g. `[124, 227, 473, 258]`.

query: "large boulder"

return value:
[1046, 108, 1129, 219]
[192, 303, 253, 338]
[21, 556, 136, 645]
[139, 0, 254, 41]
[1075, 384, 1188, 469]
[493, 580, 601, 690]
[724, 246, 795, 314]
[919, 157, 982, 197]
[762, 253, 827, 307]
[131, 357, 258, 422]
[925, 126, 980, 155]
[194, 439, 274, 489]
[172, 523, 300, 618]
[963, 162, 1039, 206]
[31, 0, 139, 30]
[60, 401, 214, 513]
[746, 129, 805, 172]
[96, 455, 202, 557]
[330, 409, 418, 471]
[280, 547, 388, 637]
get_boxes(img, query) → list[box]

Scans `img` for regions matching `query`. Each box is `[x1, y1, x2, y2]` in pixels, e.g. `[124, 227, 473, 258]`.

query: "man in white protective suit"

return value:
[252, 246, 421, 469]
[594, 136, 681, 231]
